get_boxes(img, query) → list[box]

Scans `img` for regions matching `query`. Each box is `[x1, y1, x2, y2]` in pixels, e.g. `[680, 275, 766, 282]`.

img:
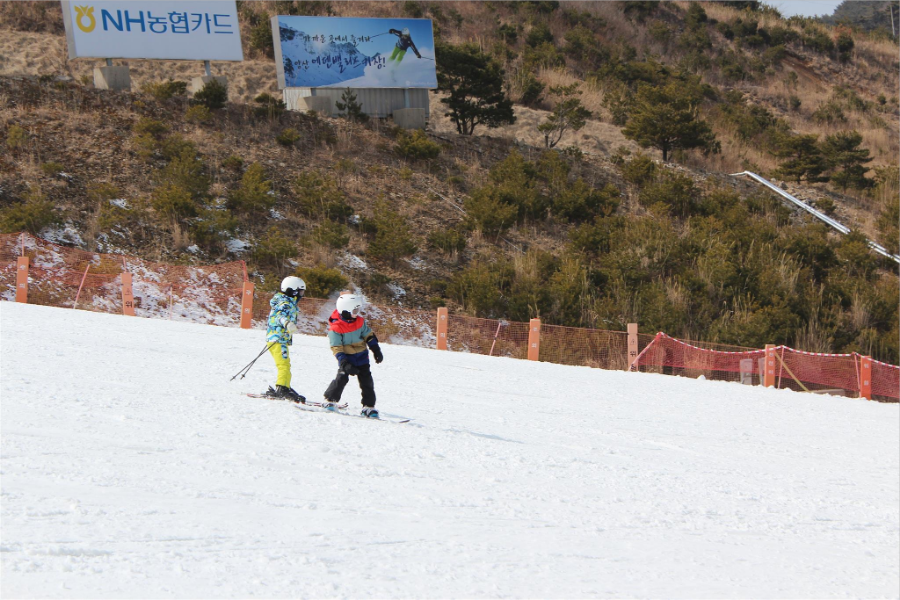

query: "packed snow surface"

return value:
[1, 302, 898, 598]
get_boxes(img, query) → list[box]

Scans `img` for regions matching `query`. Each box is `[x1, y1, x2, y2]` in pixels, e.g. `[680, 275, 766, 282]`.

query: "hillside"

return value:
[822, 0, 900, 35]
[2, 301, 899, 597]
[0, 1, 898, 363]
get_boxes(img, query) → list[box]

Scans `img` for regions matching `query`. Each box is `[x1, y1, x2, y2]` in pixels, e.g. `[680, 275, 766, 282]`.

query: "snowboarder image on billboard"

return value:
[262, 276, 307, 403]
[388, 27, 422, 62]
[323, 292, 384, 418]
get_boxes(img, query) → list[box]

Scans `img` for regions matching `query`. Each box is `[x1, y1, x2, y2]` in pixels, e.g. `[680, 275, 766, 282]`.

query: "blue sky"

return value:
[762, 0, 845, 18]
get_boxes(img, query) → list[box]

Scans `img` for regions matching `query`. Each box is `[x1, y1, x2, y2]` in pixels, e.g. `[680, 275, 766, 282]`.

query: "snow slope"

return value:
[1, 302, 898, 598]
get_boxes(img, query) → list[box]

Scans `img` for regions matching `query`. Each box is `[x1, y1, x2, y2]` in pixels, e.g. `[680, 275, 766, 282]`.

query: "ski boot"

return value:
[361, 407, 379, 419]
[322, 399, 339, 412]
[276, 386, 306, 404]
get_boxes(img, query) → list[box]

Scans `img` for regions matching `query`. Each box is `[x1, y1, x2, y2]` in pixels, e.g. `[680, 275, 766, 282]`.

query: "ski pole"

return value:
[231, 343, 275, 381]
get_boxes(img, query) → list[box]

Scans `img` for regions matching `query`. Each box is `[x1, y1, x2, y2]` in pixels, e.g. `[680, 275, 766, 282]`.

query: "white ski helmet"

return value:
[402, 27, 410, 36]
[281, 276, 306, 298]
[336, 293, 363, 320]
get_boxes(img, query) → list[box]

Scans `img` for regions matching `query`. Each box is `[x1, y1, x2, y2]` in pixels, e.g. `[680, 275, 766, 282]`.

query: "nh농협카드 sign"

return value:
[61, 1, 243, 61]
[273, 16, 436, 89]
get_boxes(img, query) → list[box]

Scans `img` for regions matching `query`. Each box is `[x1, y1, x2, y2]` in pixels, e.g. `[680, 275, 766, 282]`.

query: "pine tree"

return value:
[335, 88, 368, 123]
[436, 43, 516, 135]
[622, 82, 718, 162]
[822, 130, 873, 190]
[538, 84, 592, 149]
[771, 133, 829, 184]
[367, 200, 417, 263]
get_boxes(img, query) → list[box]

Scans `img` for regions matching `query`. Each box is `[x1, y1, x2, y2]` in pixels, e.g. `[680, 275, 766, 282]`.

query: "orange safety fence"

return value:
[444, 315, 655, 371]
[446, 315, 531, 359]
[4, 232, 898, 401]
[633, 333, 900, 402]
[1, 233, 245, 325]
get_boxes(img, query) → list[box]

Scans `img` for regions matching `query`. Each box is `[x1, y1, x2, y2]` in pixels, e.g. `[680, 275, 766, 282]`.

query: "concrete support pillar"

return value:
[190, 75, 228, 94]
[296, 96, 333, 116]
[93, 66, 131, 91]
[393, 108, 427, 129]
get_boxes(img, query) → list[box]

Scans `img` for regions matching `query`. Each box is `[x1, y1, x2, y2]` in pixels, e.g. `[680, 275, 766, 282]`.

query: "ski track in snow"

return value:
[1, 302, 898, 598]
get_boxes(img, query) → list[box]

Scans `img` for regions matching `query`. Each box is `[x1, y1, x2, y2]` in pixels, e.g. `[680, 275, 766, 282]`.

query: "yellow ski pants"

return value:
[269, 343, 292, 387]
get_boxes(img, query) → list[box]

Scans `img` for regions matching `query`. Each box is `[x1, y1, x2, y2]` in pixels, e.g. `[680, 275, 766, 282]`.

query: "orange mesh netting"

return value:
[634, 333, 900, 401]
[539, 324, 629, 370]
[1, 233, 245, 325]
[446, 315, 531, 359]
[872, 359, 900, 401]
[4, 232, 898, 401]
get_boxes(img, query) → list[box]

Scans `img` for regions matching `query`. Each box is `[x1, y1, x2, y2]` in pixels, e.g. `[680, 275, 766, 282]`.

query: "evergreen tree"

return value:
[228, 162, 275, 221]
[436, 43, 516, 135]
[822, 130, 873, 190]
[335, 87, 368, 123]
[875, 193, 900, 256]
[367, 200, 417, 264]
[771, 133, 829, 183]
[538, 84, 592, 149]
[622, 82, 718, 161]
[622, 1, 658, 22]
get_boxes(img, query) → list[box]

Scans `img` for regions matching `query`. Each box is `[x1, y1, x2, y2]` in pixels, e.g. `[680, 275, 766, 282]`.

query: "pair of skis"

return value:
[245, 393, 410, 424]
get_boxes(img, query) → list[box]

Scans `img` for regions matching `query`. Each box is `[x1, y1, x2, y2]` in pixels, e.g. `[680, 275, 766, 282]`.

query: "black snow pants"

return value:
[324, 364, 376, 407]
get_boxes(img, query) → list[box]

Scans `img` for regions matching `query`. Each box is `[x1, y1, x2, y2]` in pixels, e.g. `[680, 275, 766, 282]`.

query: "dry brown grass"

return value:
[428, 92, 644, 157]
[0, 29, 279, 104]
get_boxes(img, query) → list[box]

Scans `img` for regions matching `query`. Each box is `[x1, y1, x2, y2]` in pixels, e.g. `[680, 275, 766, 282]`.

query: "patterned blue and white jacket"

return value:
[266, 292, 299, 356]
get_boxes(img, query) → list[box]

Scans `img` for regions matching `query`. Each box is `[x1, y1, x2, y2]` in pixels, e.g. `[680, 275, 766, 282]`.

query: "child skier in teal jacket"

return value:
[323, 293, 384, 418]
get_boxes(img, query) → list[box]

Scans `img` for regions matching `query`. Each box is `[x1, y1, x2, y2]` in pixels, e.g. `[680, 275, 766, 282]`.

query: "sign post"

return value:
[764, 344, 777, 388]
[859, 356, 872, 400]
[121, 272, 135, 316]
[436, 307, 448, 350]
[60, 1, 243, 90]
[15, 256, 29, 303]
[527, 319, 541, 361]
[240, 281, 254, 329]
[627, 323, 638, 371]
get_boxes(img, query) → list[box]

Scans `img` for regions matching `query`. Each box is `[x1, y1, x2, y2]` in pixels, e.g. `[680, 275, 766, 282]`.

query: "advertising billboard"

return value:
[61, 1, 243, 61]
[273, 16, 437, 89]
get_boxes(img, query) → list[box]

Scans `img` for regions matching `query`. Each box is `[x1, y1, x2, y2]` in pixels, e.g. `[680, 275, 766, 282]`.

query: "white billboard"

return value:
[61, 1, 243, 61]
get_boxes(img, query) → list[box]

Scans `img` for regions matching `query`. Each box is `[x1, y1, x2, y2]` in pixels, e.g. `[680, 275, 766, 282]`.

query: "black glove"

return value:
[341, 361, 360, 376]
[372, 346, 384, 364]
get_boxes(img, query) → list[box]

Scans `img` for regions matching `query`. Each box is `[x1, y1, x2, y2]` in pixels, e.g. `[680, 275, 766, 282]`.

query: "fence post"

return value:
[73, 263, 91, 309]
[763, 344, 776, 387]
[527, 318, 541, 361]
[240, 281, 254, 329]
[15, 256, 29, 303]
[859, 356, 872, 400]
[121, 272, 135, 316]
[436, 307, 448, 350]
[627, 323, 638, 371]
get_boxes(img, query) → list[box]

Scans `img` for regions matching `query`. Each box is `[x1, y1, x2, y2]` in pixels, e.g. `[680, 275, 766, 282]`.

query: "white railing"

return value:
[731, 171, 900, 264]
